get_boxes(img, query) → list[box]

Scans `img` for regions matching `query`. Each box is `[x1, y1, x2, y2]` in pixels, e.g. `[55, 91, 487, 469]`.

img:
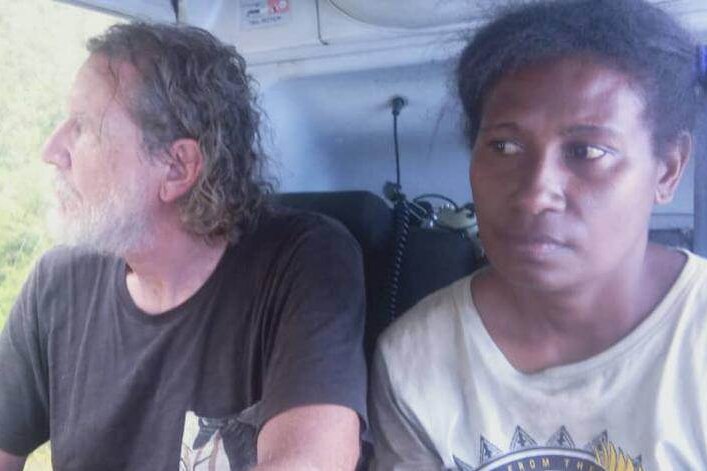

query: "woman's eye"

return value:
[566, 144, 610, 160]
[489, 140, 523, 156]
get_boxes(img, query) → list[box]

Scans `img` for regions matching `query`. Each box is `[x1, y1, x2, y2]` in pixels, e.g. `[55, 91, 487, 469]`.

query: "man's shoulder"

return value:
[31, 246, 120, 292]
[37, 245, 117, 272]
[221, 205, 363, 293]
[249, 205, 359, 250]
[12, 247, 120, 331]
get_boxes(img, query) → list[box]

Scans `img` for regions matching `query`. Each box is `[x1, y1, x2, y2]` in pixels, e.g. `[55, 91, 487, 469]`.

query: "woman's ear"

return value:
[159, 138, 204, 203]
[655, 132, 691, 205]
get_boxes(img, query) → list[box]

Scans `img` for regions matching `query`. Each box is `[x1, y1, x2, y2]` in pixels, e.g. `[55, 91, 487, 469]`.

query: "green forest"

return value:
[0, 0, 116, 324]
[0, 0, 118, 468]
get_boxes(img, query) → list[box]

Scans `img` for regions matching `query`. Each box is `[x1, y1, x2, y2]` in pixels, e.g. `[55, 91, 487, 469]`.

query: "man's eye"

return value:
[489, 140, 523, 156]
[70, 117, 85, 136]
[566, 144, 610, 160]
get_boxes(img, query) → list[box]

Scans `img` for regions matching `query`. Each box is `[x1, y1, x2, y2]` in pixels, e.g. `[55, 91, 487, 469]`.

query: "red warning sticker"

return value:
[241, 0, 291, 29]
[269, 0, 290, 14]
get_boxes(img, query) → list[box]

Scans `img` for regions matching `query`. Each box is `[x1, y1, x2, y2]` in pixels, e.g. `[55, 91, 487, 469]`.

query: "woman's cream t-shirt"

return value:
[371, 251, 707, 471]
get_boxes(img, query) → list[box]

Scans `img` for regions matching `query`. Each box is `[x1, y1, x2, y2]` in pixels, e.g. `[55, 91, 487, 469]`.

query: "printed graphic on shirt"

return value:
[454, 426, 643, 471]
[180, 411, 257, 471]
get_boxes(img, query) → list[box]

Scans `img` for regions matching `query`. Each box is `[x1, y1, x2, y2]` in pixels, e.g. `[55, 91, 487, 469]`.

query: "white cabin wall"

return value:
[258, 59, 472, 205]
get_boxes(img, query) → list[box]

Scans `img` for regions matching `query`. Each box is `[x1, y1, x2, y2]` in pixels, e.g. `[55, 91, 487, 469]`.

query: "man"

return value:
[371, 0, 707, 469]
[0, 23, 366, 470]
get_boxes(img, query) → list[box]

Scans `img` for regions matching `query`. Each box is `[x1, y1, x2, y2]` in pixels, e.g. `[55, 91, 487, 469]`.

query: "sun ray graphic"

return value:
[594, 442, 644, 471]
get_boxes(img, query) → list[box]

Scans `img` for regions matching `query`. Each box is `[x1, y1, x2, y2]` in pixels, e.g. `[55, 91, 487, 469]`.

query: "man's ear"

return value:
[655, 132, 691, 205]
[159, 138, 203, 203]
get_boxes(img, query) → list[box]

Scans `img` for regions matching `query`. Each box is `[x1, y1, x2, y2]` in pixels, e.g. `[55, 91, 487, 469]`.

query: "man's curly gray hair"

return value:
[87, 22, 272, 243]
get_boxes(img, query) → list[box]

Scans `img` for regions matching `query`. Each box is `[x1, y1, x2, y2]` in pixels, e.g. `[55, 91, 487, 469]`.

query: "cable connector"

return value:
[383, 181, 404, 203]
[390, 96, 407, 117]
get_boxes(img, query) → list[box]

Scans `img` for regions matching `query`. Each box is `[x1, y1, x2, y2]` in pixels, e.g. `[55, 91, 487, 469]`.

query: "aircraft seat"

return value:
[271, 191, 484, 362]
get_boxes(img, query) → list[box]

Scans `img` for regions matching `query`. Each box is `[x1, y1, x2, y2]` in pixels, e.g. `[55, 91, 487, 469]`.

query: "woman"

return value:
[370, 0, 707, 469]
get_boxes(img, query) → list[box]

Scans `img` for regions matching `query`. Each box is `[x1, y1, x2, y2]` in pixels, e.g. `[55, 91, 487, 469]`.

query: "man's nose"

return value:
[511, 149, 567, 215]
[41, 120, 71, 169]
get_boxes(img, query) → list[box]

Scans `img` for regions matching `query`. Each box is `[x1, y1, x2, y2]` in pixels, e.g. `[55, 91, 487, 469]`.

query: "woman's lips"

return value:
[498, 232, 570, 258]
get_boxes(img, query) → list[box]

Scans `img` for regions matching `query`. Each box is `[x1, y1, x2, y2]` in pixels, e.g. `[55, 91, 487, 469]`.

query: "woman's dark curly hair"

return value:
[457, 0, 705, 159]
[87, 22, 272, 243]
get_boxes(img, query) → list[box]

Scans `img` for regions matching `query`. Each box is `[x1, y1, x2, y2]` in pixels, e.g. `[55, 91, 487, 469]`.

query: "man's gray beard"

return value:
[48, 178, 154, 257]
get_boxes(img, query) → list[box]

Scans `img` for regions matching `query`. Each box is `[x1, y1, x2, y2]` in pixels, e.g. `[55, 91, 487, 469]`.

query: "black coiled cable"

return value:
[387, 198, 410, 322]
[385, 96, 410, 322]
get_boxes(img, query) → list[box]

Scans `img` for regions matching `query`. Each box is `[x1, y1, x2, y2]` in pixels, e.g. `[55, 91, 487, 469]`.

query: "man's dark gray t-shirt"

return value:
[0, 208, 367, 470]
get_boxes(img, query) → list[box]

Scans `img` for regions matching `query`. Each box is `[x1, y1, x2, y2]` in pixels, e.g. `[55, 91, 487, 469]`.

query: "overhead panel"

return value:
[321, 0, 707, 43]
[327, 0, 707, 30]
[54, 0, 176, 22]
[56, 0, 707, 60]
[179, 0, 320, 56]
[55, 0, 707, 34]
[55, 0, 320, 56]
[327, 0, 481, 30]
[318, 0, 484, 46]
